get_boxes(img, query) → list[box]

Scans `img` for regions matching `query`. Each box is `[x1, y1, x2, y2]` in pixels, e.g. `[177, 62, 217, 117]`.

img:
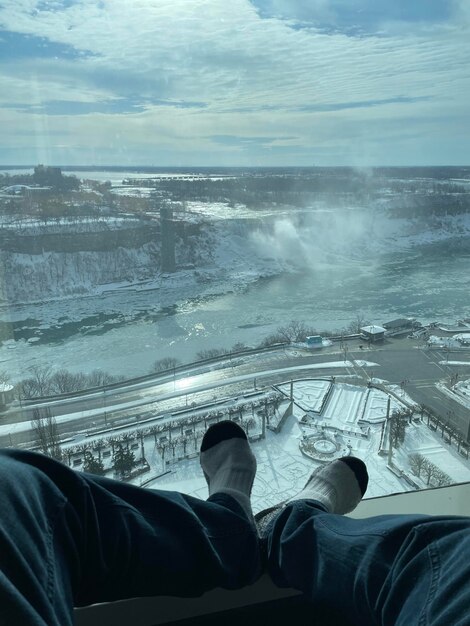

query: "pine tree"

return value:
[82, 451, 106, 476]
[112, 444, 135, 477]
[389, 410, 408, 449]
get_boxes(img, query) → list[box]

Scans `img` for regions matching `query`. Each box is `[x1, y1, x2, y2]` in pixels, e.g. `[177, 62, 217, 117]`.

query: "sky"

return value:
[0, 0, 469, 167]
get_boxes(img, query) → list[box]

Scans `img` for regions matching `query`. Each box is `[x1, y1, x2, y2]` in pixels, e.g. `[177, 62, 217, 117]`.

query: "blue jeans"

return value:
[1, 449, 469, 625]
[265, 500, 470, 626]
[0, 449, 260, 625]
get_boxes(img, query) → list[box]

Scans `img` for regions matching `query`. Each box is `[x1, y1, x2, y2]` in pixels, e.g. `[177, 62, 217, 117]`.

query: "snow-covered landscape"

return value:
[50, 377, 470, 513]
[1, 166, 470, 506]
[2, 1, 470, 621]
[1, 199, 470, 307]
[1, 167, 470, 381]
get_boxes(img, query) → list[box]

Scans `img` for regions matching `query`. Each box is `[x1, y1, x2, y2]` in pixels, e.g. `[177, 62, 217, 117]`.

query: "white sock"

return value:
[288, 457, 368, 514]
[200, 421, 257, 521]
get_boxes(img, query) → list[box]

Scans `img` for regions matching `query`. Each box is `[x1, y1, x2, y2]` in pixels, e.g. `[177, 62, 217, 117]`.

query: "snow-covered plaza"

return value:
[58, 377, 470, 514]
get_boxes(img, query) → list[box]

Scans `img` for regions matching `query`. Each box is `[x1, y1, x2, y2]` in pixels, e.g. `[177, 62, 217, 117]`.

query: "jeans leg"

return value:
[265, 500, 470, 626]
[0, 449, 260, 626]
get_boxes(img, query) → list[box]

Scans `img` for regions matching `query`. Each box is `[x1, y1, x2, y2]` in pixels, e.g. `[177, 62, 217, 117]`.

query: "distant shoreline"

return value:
[2, 165, 470, 173]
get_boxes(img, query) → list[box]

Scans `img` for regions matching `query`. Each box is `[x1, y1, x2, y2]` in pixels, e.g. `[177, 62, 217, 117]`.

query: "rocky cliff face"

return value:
[0, 217, 213, 304]
[1, 208, 468, 305]
[0, 243, 160, 303]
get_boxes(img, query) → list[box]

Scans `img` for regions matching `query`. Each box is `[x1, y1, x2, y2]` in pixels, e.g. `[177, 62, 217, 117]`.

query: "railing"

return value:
[20, 342, 291, 404]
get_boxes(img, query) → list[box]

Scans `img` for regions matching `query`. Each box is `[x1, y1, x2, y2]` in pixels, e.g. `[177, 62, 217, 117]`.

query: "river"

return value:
[0, 235, 468, 382]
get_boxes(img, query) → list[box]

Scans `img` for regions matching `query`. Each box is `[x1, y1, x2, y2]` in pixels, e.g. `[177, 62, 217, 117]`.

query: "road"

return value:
[1, 337, 469, 448]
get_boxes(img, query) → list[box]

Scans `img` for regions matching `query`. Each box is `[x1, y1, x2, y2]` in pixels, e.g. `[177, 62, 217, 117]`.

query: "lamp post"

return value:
[103, 388, 108, 428]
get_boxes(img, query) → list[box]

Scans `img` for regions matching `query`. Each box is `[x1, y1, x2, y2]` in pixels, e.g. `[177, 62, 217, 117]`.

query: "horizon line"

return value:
[1, 164, 470, 170]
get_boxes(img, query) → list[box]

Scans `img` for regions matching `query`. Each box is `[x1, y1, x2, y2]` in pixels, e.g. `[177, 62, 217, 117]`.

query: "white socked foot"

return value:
[200, 420, 257, 521]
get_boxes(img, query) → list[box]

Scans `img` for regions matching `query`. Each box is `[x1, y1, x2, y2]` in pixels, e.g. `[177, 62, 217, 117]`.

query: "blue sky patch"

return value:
[0, 29, 94, 60]
[36, 0, 77, 11]
[7, 98, 146, 115]
[4, 97, 207, 116]
[251, 0, 453, 34]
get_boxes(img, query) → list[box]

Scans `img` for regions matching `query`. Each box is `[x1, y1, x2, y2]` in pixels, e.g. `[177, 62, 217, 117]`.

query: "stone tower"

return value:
[160, 207, 176, 272]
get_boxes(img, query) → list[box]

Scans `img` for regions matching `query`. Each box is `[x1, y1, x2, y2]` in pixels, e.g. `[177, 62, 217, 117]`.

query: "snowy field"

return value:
[67, 377, 469, 512]
[363, 388, 403, 423]
[322, 385, 365, 423]
[276, 379, 330, 413]
[279, 379, 404, 425]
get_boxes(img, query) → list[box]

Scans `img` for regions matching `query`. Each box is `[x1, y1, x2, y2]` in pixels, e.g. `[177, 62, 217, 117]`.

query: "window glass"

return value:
[1, 1, 469, 511]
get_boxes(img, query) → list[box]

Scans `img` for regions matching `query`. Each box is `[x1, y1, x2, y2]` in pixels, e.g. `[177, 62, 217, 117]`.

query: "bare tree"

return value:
[422, 458, 435, 486]
[32, 407, 62, 460]
[17, 378, 40, 399]
[0, 370, 11, 385]
[120, 432, 133, 451]
[231, 342, 247, 352]
[106, 437, 117, 454]
[50, 369, 87, 394]
[152, 357, 180, 373]
[28, 365, 53, 397]
[432, 468, 452, 487]
[409, 453, 427, 478]
[414, 456, 453, 487]
[149, 426, 159, 444]
[87, 369, 117, 387]
[258, 332, 287, 348]
[276, 320, 309, 343]
[157, 442, 168, 470]
[260, 320, 320, 346]
[93, 440, 106, 463]
[196, 348, 228, 360]
[345, 313, 370, 335]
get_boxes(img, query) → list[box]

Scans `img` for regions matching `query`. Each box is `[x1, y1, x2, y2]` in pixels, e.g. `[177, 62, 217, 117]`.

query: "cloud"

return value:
[301, 96, 433, 112]
[0, 0, 469, 165]
[211, 134, 296, 147]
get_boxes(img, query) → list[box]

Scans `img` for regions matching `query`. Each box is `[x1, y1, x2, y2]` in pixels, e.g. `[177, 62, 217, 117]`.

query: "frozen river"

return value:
[1, 235, 469, 382]
[1, 167, 469, 381]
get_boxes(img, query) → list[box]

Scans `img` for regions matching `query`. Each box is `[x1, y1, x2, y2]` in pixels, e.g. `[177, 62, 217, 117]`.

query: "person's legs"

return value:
[0, 442, 260, 626]
[260, 460, 470, 626]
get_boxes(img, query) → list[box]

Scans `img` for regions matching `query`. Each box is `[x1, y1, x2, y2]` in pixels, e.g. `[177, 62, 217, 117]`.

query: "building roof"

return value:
[382, 318, 414, 329]
[361, 325, 386, 335]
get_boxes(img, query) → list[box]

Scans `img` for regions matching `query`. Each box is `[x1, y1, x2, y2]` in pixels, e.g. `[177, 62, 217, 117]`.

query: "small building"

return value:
[455, 333, 470, 346]
[306, 335, 323, 347]
[360, 325, 386, 342]
[0, 383, 14, 408]
[382, 318, 420, 336]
